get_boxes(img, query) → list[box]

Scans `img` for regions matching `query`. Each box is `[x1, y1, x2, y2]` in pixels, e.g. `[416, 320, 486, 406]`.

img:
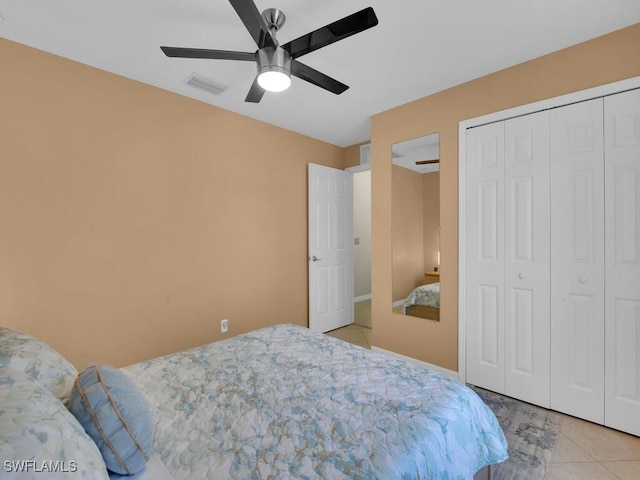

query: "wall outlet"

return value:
[220, 319, 228, 333]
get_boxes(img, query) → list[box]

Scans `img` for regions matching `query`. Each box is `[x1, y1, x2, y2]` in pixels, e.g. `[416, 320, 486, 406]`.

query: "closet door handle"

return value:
[518, 273, 526, 280]
[578, 276, 588, 284]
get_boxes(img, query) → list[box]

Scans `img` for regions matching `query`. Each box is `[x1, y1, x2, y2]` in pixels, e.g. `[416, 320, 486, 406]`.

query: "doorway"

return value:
[352, 168, 372, 335]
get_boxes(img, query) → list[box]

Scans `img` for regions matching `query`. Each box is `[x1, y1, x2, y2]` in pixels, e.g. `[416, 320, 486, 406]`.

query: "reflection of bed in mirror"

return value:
[403, 281, 440, 321]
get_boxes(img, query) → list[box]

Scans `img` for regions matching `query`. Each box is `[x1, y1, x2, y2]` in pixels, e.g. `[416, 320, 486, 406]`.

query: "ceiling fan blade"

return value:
[228, 0, 276, 48]
[160, 46, 255, 61]
[415, 159, 440, 165]
[291, 60, 348, 95]
[245, 77, 265, 103]
[282, 7, 378, 59]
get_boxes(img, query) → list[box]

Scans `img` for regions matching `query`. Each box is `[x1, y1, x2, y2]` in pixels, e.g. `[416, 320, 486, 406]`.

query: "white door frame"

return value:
[458, 75, 640, 384]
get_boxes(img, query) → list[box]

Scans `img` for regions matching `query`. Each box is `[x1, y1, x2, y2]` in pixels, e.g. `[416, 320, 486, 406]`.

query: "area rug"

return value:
[470, 386, 562, 480]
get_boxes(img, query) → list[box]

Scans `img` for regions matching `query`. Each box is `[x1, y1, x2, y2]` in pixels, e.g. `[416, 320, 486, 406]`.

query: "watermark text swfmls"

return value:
[3, 460, 78, 473]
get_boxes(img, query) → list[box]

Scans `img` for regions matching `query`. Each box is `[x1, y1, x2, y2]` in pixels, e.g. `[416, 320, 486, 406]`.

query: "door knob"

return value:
[518, 273, 526, 280]
[578, 276, 588, 284]
[311, 255, 322, 262]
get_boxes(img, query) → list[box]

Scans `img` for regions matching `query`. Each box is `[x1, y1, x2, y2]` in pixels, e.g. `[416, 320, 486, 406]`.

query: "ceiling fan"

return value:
[160, 1, 378, 103]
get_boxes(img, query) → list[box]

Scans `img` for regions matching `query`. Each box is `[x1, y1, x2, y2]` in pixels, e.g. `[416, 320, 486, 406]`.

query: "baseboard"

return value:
[371, 346, 459, 380]
[353, 294, 372, 303]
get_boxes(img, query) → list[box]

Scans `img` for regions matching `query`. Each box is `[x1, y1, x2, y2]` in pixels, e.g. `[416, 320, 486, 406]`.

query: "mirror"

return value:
[391, 133, 440, 321]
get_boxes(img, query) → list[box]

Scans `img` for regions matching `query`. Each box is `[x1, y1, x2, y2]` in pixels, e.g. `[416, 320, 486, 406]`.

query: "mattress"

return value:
[122, 324, 507, 479]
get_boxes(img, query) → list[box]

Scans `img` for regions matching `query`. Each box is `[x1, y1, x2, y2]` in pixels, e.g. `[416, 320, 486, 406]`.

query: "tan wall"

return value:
[370, 23, 640, 371]
[390, 168, 439, 306]
[391, 165, 424, 301]
[343, 142, 369, 169]
[422, 172, 440, 274]
[0, 39, 345, 369]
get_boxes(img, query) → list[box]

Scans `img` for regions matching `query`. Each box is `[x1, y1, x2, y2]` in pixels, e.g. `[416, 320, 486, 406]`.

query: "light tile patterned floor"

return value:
[326, 300, 640, 480]
[549, 415, 640, 479]
[325, 299, 372, 348]
[325, 323, 371, 349]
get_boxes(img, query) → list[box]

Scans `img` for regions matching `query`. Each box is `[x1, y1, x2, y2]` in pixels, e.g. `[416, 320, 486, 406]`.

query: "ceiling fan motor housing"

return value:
[256, 46, 291, 77]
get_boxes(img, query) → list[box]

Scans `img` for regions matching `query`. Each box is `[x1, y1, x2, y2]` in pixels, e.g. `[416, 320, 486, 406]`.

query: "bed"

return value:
[403, 282, 440, 320]
[0, 324, 508, 480]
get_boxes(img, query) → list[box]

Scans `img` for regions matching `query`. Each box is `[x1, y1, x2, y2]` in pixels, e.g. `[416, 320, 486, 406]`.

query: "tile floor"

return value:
[325, 300, 640, 480]
[549, 415, 640, 479]
[325, 323, 371, 348]
[325, 298, 372, 348]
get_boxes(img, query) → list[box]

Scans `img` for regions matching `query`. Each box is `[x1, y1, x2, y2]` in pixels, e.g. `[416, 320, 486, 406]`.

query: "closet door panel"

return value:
[605, 88, 640, 437]
[466, 122, 505, 393]
[504, 111, 551, 408]
[549, 99, 605, 424]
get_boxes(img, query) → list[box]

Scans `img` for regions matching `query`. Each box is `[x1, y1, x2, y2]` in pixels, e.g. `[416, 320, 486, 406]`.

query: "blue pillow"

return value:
[68, 365, 154, 475]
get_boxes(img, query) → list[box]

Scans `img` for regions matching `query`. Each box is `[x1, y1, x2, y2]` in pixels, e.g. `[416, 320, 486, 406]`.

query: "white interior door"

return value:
[604, 88, 640, 437]
[308, 163, 354, 332]
[550, 98, 605, 423]
[466, 121, 506, 394]
[504, 110, 551, 408]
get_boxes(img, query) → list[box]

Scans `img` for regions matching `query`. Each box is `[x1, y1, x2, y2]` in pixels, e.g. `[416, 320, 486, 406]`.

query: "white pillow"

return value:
[0, 370, 109, 480]
[0, 327, 77, 404]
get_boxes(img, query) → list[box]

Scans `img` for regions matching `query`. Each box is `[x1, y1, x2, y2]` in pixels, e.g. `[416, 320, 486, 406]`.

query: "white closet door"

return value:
[604, 88, 640, 437]
[550, 99, 605, 423]
[503, 111, 551, 408]
[466, 122, 506, 394]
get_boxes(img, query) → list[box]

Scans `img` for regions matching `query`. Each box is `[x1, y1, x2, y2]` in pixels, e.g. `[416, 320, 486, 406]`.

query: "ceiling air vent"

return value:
[185, 73, 228, 95]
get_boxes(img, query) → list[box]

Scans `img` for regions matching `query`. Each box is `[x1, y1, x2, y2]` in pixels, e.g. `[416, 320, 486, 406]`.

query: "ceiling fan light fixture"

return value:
[257, 46, 291, 93]
[258, 69, 291, 92]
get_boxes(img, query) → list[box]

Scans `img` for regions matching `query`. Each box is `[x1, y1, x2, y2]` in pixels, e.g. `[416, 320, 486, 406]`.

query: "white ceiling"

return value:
[1, 0, 640, 147]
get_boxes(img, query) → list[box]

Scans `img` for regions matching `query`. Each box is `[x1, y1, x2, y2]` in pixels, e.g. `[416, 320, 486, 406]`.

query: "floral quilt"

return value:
[122, 324, 507, 479]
